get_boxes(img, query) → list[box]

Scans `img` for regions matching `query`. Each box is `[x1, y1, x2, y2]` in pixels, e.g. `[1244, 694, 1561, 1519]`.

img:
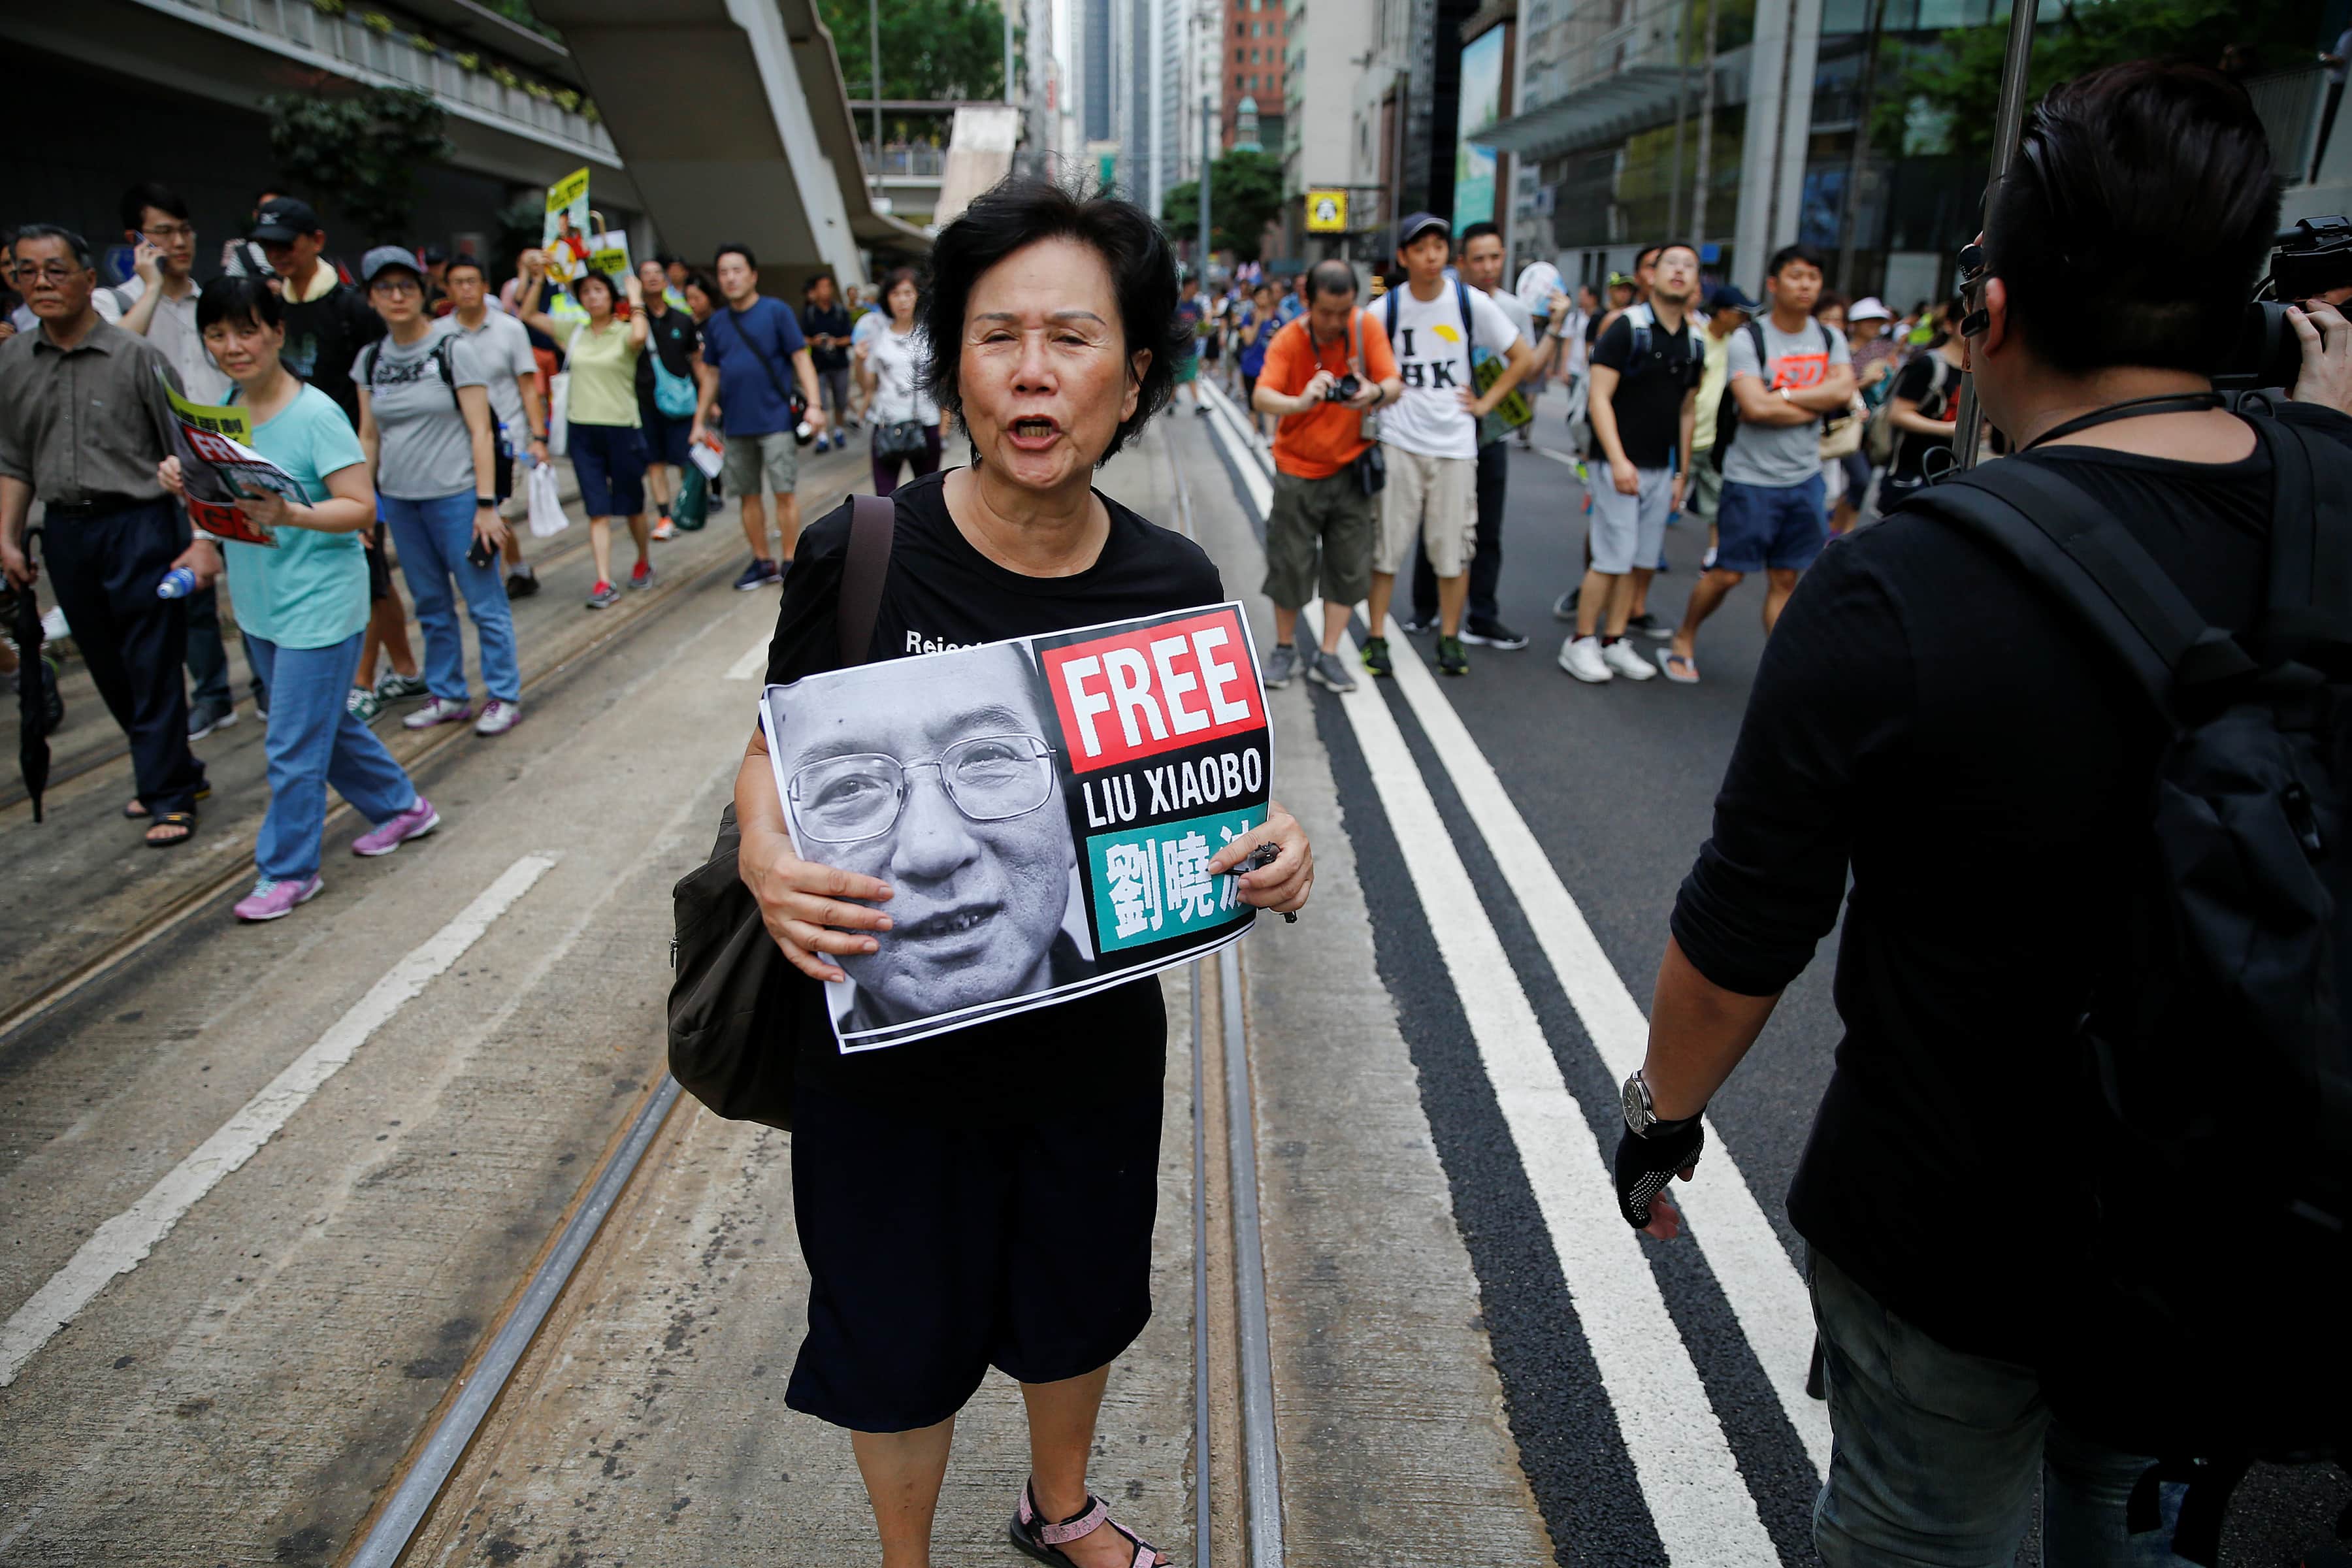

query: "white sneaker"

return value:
[1602, 638, 1658, 680]
[1558, 635, 1612, 683]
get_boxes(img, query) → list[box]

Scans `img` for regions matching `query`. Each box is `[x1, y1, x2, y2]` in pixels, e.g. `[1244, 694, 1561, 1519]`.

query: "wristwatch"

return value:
[1622, 1067, 1697, 1137]
[476, 496, 498, 509]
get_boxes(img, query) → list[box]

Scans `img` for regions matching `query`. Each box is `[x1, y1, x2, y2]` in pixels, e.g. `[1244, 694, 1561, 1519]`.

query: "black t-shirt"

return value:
[635, 306, 700, 396]
[802, 302, 853, 371]
[1667, 416, 2352, 1364]
[280, 280, 387, 425]
[1592, 312, 1701, 468]
[1884, 350, 1960, 484]
[761, 468, 1226, 1120]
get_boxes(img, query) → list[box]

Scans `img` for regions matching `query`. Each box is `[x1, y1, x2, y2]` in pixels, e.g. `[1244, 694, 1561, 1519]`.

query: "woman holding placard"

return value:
[515, 257, 651, 608]
[734, 179, 1314, 1568]
[157, 277, 438, 923]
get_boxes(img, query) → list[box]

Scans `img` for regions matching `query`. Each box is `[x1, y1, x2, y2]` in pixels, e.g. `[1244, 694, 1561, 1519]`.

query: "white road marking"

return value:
[1200, 389, 1828, 1472]
[727, 632, 773, 682]
[1313, 610, 1782, 1562]
[0, 854, 558, 1386]
[1382, 624, 1835, 1477]
[1530, 444, 1584, 469]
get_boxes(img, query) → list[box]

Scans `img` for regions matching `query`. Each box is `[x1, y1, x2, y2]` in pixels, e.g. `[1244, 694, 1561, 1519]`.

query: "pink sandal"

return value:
[1009, 1481, 1163, 1568]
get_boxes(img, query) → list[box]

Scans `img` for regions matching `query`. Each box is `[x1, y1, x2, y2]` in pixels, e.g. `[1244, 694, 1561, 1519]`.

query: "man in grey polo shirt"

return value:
[431, 254, 548, 598]
[0, 223, 220, 845]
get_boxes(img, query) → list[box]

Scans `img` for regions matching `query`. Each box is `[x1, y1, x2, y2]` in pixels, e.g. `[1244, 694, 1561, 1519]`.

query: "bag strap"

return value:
[837, 493, 895, 668]
[1910, 457, 2260, 713]
[2251, 414, 2352, 654]
[729, 304, 800, 416]
[1455, 279, 1475, 359]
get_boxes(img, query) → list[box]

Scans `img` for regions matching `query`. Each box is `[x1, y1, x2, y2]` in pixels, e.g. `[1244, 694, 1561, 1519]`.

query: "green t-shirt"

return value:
[225, 383, 371, 649]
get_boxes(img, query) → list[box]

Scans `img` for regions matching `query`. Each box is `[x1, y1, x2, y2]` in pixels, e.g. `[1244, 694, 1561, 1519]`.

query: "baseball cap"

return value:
[1849, 295, 1893, 322]
[1705, 282, 1761, 315]
[249, 197, 322, 245]
[1395, 211, 1449, 251]
[358, 245, 423, 284]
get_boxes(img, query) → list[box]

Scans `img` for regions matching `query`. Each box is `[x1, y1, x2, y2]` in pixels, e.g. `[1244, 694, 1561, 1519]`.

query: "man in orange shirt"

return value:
[1251, 260, 1403, 694]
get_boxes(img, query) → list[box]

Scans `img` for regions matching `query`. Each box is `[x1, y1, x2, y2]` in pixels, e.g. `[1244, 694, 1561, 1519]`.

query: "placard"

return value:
[760, 601, 1272, 1051]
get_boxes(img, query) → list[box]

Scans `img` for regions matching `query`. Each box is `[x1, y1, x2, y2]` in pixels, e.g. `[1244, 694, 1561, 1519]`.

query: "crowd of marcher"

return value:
[0, 184, 946, 923]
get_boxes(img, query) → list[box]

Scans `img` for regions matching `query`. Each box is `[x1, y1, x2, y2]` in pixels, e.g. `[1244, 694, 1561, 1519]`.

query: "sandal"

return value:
[1009, 1482, 1164, 1568]
[125, 785, 212, 820]
[144, 811, 197, 848]
[1658, 651, 1701, 685]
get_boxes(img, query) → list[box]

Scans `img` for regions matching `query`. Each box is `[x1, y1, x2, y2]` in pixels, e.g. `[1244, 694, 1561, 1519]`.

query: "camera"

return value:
[1326, 373, 1362, 402]
[2216, 216, 2352, 391]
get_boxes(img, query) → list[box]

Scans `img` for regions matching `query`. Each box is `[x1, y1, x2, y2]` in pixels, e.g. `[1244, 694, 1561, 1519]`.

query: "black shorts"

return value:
[784, 1080, 1162, 1432]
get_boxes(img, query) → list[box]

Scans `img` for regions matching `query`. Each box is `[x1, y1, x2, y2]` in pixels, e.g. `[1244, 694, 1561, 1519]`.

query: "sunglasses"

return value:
[1957, 241, 1991, 338]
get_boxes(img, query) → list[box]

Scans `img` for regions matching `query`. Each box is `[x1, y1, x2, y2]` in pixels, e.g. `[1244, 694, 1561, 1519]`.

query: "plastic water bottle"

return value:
[155, 566, 197, 600]
[793, 417, 816, 448]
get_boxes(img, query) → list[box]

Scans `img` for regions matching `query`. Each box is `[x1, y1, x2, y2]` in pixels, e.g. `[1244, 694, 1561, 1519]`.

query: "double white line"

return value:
[1196, 382, 1829, 1560]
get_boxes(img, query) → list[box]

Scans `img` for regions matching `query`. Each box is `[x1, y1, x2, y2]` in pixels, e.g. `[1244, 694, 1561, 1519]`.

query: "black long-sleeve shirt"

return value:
[1668, 417, 2349, 1362]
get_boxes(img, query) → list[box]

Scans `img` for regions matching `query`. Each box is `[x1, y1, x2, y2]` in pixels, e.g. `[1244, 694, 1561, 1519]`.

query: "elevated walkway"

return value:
[532, 0, 928, 291]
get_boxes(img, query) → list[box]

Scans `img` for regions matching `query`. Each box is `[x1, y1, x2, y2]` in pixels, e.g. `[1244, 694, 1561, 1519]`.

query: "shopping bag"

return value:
[526, 459, 569, 538]
[673, 463, 710, 531]
[689, 430, 725, 480]
[546, 371, 570, 458]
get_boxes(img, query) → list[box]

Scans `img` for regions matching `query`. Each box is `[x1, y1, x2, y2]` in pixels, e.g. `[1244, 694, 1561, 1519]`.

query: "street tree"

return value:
[262, 86, 454, 242]
[820, 0, 1013, 101]
[1876, 0, 2320, 163]
[1162, 148, 1284, 263]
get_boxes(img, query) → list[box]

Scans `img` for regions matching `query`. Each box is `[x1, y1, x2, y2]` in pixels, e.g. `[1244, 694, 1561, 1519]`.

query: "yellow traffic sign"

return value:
[1305, 189, 1348, 233]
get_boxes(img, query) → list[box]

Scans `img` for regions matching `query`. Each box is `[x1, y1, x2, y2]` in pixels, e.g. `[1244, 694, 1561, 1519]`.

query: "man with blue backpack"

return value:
[1616, 61, 2352, 1565]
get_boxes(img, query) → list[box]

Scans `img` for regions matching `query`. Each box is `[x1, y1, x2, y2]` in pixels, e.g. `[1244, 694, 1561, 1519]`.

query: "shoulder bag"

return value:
[666, 493, 896, 1130]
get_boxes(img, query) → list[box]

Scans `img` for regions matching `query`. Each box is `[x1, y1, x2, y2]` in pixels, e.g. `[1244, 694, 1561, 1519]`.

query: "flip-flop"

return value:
[1009, 1482, 1164, 1568]
[1658, 651, 1701, 685]
[125, 784, 212, 820]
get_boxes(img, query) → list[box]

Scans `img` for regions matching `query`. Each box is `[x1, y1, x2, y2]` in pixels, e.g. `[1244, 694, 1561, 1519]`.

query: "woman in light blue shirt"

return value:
[157, 277, 442, 923]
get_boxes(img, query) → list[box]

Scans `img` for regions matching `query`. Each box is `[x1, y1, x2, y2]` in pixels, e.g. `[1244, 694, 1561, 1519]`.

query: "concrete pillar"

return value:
[1729, 0, 1821, 295]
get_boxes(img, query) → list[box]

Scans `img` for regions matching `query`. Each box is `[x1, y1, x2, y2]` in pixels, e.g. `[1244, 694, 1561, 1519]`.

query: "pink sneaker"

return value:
[234, 875, 322, 922]
[402, 696, 474, 730]
[353, 796, 440, 857]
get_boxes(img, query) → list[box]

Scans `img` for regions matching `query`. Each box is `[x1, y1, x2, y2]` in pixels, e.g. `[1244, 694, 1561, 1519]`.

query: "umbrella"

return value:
[12, 528, 51, 823]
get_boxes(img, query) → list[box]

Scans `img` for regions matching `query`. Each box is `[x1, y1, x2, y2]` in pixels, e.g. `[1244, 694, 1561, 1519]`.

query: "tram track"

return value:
[0, 458, 863, 1047]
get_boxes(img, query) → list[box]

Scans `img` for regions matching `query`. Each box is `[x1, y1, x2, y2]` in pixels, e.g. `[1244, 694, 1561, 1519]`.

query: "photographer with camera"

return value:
[1252, 259, 1403, 695]
[1615, 61, 2352, 1562]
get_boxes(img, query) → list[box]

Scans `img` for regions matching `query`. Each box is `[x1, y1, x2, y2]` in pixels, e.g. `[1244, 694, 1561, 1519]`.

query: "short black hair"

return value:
[713, 242, 757, 271]
[881, 265, 921, 301]
[681, 269, 717, 301]
[1307, 259, 1358, 300]
[12, 224, 93, 269]
[197, 274, 283, 335]
[120, 183, 189, 235]
[1656, 240, 1701, 265]
[920, 176, 1184, 465]
[571, 270, 617, 308]
[1459, 221, 1503, 250]
[1989, 60, 2276, 377]
[1765, 243, 1825, 278]
[444, 253, 487, 282]
[1635, 242, 1664, 269]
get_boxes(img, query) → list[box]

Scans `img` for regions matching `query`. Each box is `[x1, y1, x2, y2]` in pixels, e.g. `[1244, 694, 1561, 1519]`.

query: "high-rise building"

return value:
[1223, 0, 1288, 152]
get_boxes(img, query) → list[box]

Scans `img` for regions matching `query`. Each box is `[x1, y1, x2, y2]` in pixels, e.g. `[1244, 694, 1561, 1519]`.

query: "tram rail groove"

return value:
[342, 1074, 685, 1568]
[0, 537, 761, 1047]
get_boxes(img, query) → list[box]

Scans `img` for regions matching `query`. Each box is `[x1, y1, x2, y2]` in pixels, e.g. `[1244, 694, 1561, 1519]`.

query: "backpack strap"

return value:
[2251, 414, 2352, 655]
[358, 341, 379, 385]
[1384, 286, 1397, 342]
[836, 493, 895, 668]
[432, 336, 463, 417]
[1907, 457, 2260, 713]
[1454, 279, 1475, 360]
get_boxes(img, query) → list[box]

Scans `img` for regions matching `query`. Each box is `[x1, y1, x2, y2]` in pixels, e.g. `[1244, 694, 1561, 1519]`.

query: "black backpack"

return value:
[356, 335, 465, 416]
[1904, 417, 2352, 1563]
[1709, 318, 1836, 472]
